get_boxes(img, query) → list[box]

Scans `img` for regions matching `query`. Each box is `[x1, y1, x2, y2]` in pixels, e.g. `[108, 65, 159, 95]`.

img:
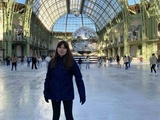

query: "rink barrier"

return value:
[74, 56, 98, 64]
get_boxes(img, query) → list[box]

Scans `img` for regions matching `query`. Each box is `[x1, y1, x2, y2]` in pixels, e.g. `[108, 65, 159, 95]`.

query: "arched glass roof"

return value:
[53, 13, 96, 32]
[32, 0, 122, 32]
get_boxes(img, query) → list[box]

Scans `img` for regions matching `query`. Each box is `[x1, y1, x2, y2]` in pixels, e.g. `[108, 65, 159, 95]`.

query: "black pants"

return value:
[151, 64, 156, 73]
[51, 100, 74, 120]
[124, 62, 128, 69]
[32, 63, 37, 69]
[11, 62, 17, 70]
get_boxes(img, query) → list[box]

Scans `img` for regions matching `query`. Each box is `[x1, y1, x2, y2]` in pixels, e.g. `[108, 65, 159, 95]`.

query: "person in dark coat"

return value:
[31, 54, 37, 69]
[116, 54, 121, 68]
[44, 40, 86, 120]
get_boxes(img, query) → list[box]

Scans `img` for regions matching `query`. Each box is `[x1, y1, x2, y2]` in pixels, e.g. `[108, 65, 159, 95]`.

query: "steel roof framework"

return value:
[32, 0, 121, 32]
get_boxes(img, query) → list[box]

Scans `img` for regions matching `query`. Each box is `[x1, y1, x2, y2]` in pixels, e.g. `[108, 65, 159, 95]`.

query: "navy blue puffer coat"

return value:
[43, 57, 86, 101]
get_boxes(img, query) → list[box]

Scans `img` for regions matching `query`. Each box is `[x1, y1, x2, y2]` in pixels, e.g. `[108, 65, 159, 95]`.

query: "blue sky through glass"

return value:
[128, 0, 139, 5]
[16, 0, 139, 7]
[53, 14, 96, 32]
[16, 0, 26, 4]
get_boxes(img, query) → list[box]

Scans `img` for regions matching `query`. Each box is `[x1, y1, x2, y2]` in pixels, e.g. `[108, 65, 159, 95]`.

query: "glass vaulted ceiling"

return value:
[32, 0, 121, 32]
[53, 14, 96, 32]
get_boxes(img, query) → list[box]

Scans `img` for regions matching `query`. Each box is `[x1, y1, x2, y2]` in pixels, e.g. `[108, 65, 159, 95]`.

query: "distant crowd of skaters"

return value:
[2, 53, 160, 74]
[102, 55, 131, 68]
[76, 55, 132, 69]
[4, 54, 52, 71]
[77, 54, 160, 74]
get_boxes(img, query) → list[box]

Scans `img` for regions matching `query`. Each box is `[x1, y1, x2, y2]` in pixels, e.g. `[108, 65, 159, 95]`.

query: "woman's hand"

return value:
[80, 98, 86, 105]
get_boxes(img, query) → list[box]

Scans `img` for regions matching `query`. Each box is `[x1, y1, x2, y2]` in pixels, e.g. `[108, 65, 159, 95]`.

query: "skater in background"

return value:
[27, 55, 31, 67]
[123, 55, 128, 69]
[85, 56, 90, 69]
[116, 54, 121, 68]
[139, 55, 143, 64]
[149, 53, 157, 74]
[32, 54, 37, 69]
[11, 54, 18, 71]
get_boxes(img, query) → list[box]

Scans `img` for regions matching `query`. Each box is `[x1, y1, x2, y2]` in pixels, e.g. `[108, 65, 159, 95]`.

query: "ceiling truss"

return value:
[31, 0, 122, 32]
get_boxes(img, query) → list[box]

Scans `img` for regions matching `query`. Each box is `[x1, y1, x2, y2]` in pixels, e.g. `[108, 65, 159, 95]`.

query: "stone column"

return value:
[23, 3, 32, 56]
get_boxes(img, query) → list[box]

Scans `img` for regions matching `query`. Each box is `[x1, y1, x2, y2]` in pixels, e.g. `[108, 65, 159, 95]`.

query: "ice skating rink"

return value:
[0, 62, 160, 120]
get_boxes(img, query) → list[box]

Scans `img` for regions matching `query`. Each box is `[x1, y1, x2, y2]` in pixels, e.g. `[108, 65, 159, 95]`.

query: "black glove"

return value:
[45, 97, 49, 103]
[80, 98, 86, 105]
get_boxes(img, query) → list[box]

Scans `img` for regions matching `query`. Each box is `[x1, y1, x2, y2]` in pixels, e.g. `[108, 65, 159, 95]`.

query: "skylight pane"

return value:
[128, 0, 139, 5]
[53, 13, 96, 32]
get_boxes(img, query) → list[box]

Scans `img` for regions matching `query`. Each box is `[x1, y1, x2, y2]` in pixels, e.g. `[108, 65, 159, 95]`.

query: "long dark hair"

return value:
[50, 40, 74, 70]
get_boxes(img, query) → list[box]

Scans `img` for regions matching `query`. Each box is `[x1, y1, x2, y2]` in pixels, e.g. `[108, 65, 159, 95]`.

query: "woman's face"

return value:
[57, 44, 67, 57]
